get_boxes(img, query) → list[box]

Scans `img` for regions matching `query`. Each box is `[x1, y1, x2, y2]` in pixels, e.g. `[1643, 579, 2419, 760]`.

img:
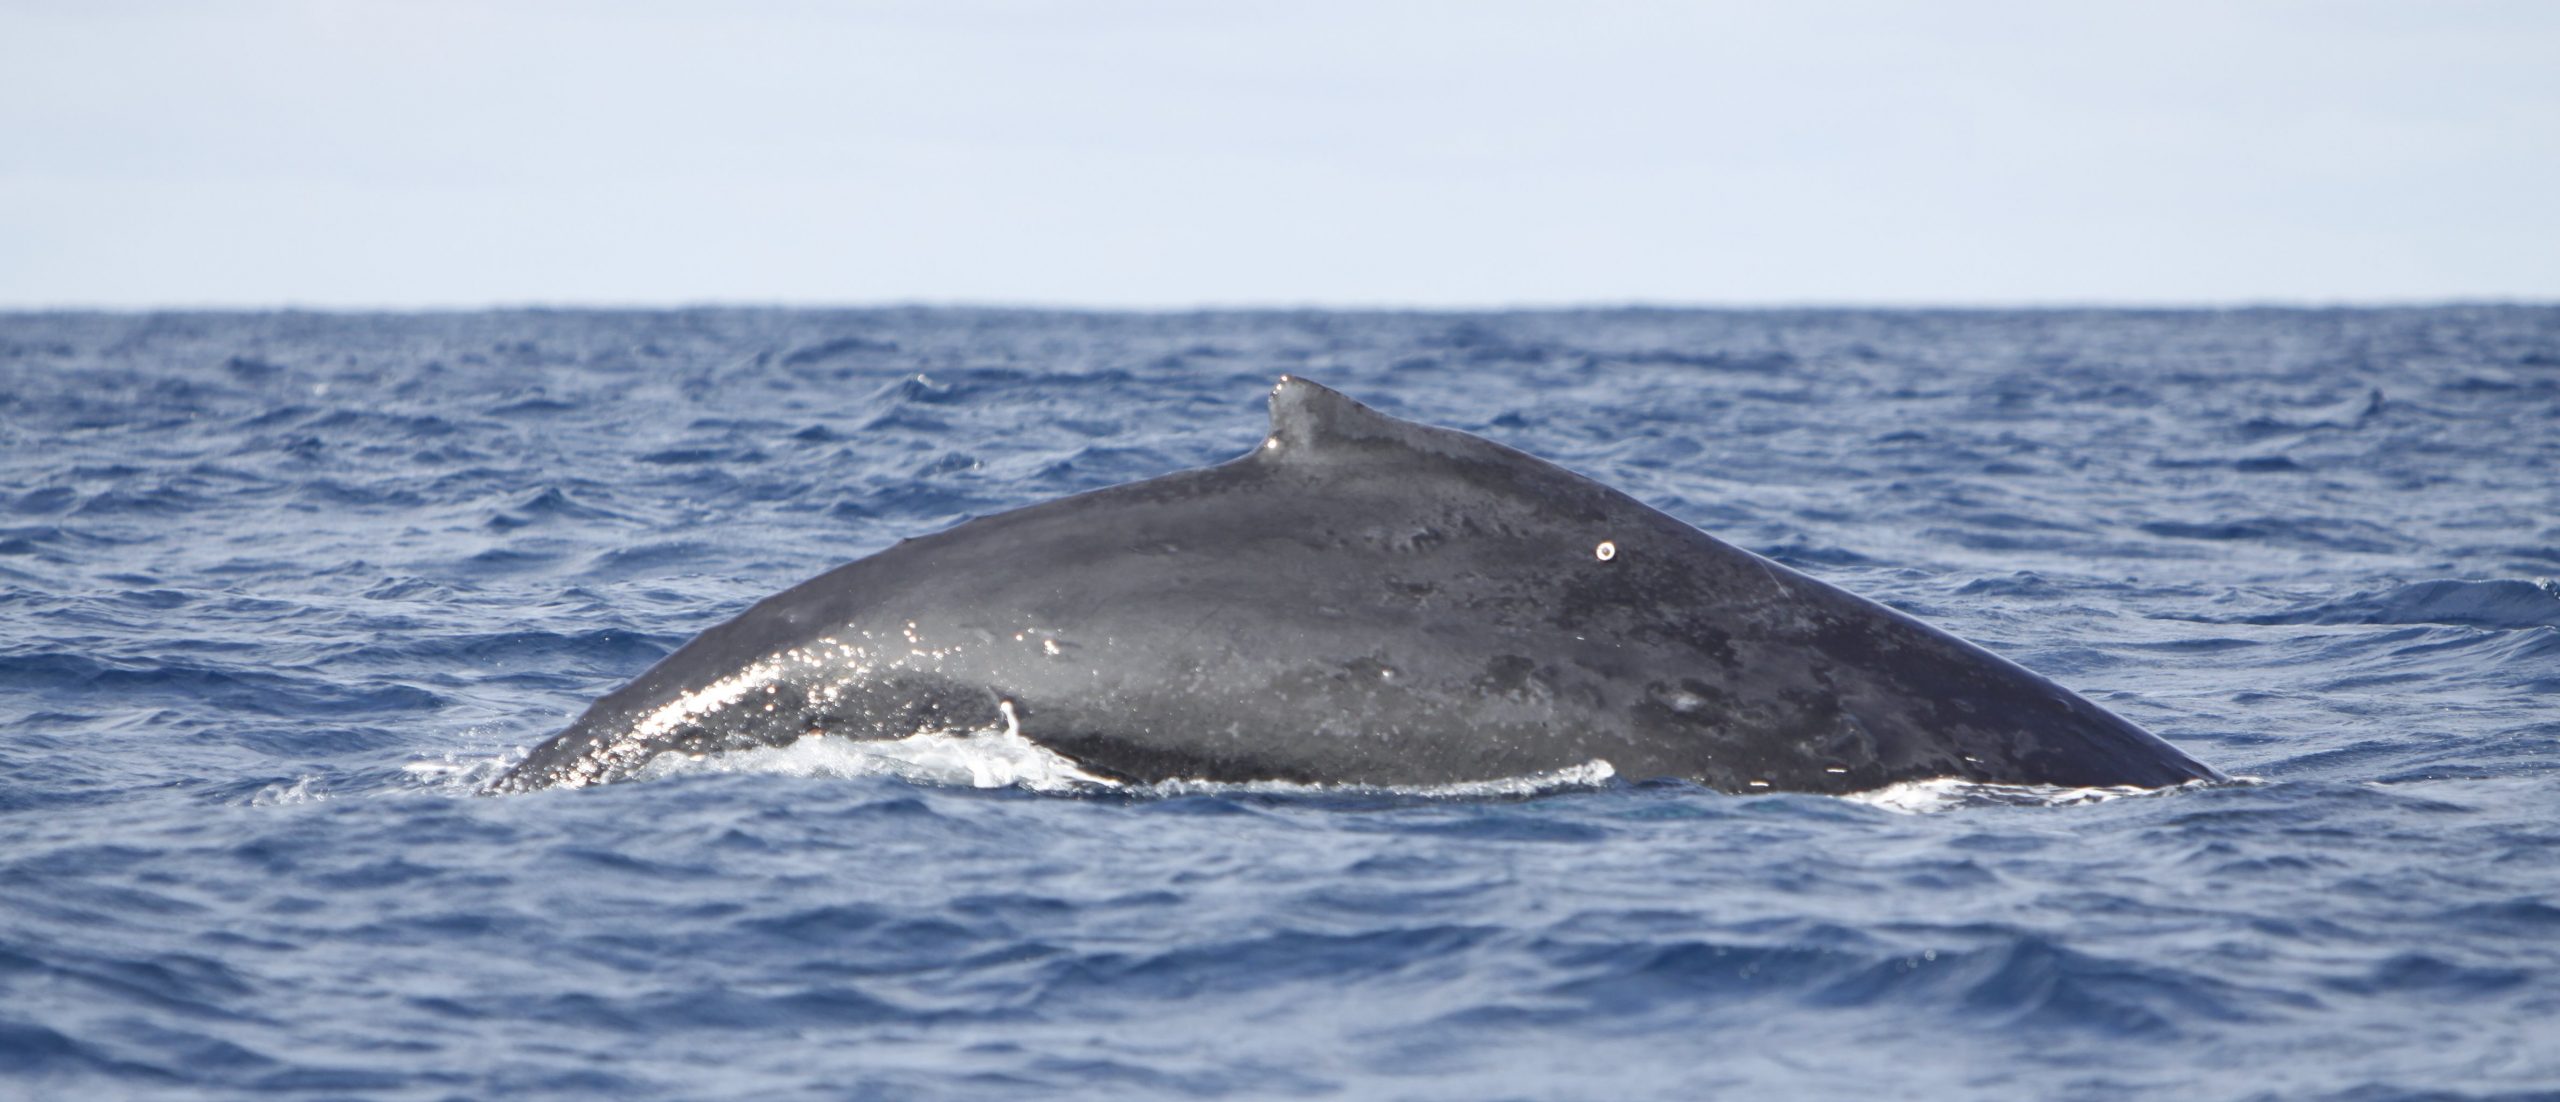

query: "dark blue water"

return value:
[4, 308, 2558, 1100]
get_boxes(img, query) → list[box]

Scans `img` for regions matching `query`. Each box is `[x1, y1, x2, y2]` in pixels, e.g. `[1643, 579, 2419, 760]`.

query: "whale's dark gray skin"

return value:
[488, 377, 2221, 795]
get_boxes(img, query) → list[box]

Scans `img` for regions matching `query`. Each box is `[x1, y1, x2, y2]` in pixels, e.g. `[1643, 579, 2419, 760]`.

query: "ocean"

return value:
[2, 306, 2556, 1100]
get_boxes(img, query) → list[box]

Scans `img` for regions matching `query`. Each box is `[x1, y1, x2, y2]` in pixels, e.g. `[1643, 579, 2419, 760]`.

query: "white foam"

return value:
[1846, 776, 2215, 814]
[444, 728, 2218, 809]
[401, 747, 525, 794]
[246, 775, 329, 806]
[1136, 757, 1620, 800]
[638, 725, 1117, 794]
[628, 727, 1619, 800]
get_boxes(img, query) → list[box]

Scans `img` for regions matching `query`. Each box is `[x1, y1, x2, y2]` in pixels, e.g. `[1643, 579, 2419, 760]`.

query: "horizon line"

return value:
[5, 296, 2555, 316]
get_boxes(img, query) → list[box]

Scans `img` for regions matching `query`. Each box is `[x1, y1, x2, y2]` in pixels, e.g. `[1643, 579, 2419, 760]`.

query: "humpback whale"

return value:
[488, 377, 2220, 795]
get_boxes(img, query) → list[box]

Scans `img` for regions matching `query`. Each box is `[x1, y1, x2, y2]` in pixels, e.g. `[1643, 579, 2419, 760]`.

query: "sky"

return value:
[3, 1, 2554, 309]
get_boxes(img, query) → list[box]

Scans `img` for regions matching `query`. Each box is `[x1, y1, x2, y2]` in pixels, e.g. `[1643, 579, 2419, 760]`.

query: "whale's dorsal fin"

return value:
[1253, 375, 1625, 525]
[1265, 375, 1411, 454]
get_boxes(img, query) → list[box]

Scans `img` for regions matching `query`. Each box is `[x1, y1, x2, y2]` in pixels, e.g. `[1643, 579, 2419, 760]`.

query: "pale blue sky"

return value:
[4, 1, 2554, 308]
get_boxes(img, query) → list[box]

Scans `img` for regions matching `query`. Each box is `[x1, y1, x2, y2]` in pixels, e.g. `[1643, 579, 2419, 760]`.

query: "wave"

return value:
[1523, 929, 2254, 1036]
[2135, 515, 2409, 554]
[2231, 579, 2560, 631]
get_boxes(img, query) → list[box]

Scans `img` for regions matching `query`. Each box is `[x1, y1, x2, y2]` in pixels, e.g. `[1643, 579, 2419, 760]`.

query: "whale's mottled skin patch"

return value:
[487, 377, 2221, 795]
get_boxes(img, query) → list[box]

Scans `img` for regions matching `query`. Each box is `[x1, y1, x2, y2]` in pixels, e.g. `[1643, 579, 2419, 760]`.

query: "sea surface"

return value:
[3, 307, 2557, 1101]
